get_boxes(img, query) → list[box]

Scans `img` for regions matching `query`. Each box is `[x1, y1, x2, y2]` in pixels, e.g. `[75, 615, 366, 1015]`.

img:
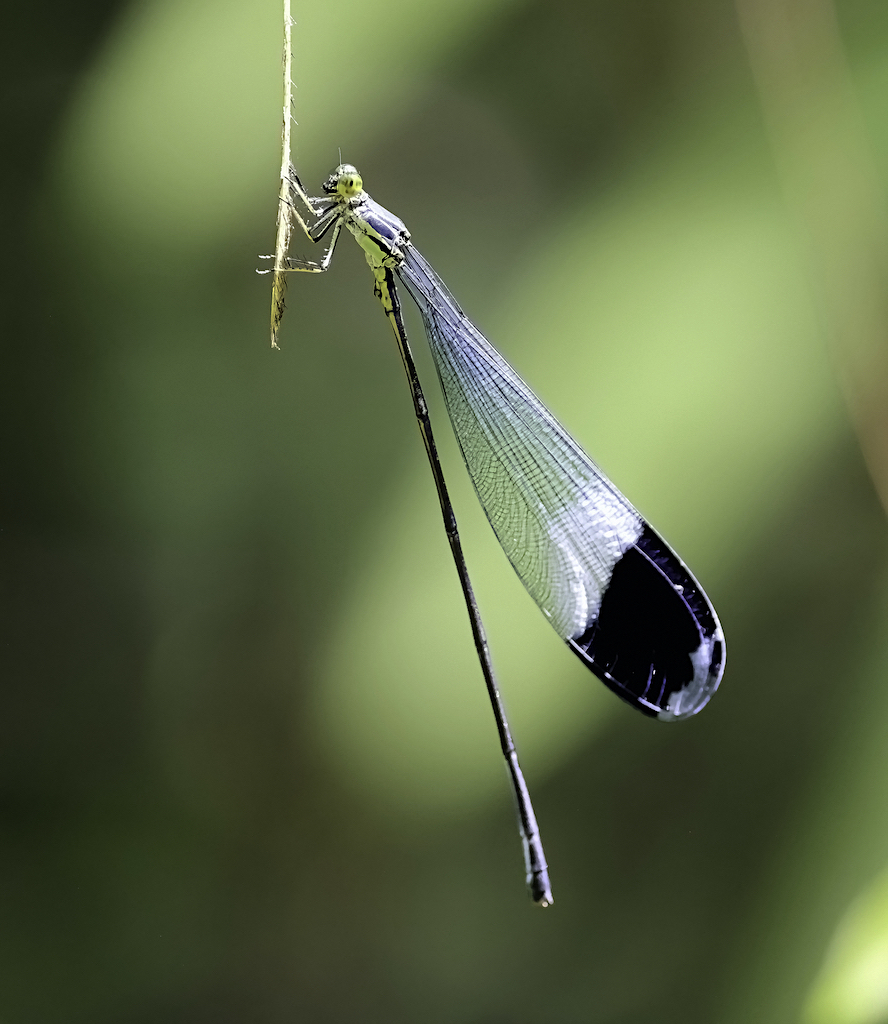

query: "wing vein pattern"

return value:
[397, 245, 643, 641]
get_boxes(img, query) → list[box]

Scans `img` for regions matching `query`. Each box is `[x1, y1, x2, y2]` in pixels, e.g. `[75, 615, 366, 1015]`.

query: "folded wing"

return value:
[397, 246, 724, 719]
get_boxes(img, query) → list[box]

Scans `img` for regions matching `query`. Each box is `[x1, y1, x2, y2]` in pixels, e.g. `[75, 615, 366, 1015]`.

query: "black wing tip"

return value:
[569, 529, 726, 720]
[568, 633, 725, 720]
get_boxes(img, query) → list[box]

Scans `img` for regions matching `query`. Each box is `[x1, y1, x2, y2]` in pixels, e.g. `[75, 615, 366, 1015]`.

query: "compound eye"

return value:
[336, 165, 363, 197]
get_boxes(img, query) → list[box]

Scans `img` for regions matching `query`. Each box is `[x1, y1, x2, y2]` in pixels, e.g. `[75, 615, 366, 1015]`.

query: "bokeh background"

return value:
[5, 0, 888, 1020]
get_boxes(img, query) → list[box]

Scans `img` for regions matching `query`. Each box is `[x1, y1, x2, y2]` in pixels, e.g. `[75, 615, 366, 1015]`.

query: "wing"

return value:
[396, 245, 724, 720]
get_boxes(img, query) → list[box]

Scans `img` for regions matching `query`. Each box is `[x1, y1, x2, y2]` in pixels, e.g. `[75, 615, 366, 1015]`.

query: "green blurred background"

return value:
[4, 0, 888, 1020]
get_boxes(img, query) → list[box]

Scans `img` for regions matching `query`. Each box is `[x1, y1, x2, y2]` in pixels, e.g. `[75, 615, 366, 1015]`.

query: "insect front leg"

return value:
[262, 197, 344, 346]
[282, 217, 343, 274]
[259, 197, 341, 273]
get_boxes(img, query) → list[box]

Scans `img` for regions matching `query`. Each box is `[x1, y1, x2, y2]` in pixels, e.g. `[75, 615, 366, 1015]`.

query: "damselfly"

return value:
[261, 160, 726, 906]
[262, 0, 722, 909]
